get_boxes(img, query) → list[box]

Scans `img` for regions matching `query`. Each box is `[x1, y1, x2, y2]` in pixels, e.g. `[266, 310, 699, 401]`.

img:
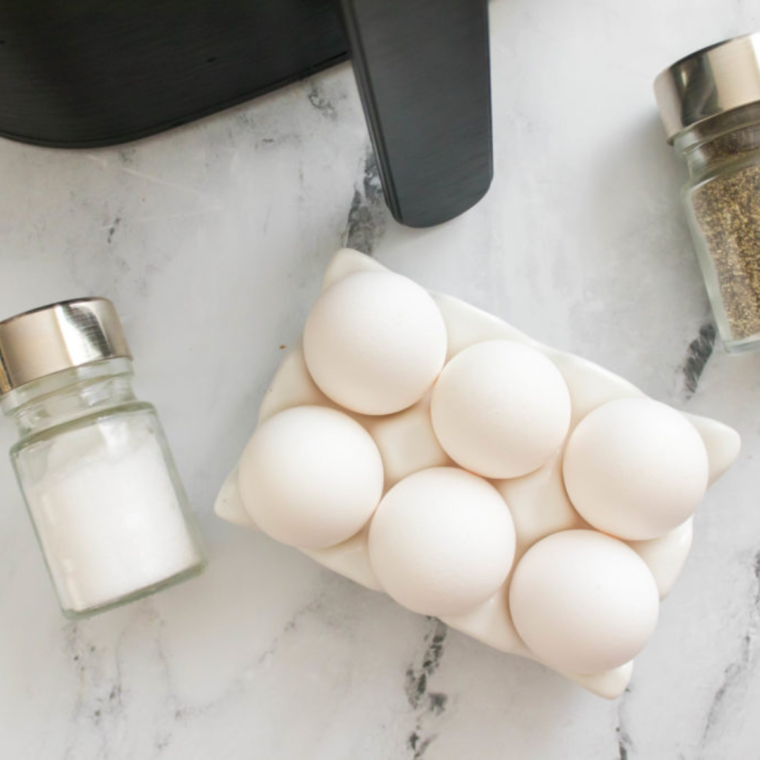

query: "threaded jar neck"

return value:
[1, 357, 137, 438]
[675, 103, 760, 184]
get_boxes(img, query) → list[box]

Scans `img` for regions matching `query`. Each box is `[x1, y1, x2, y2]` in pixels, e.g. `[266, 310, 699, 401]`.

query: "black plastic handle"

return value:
[339, 0, 493, 228]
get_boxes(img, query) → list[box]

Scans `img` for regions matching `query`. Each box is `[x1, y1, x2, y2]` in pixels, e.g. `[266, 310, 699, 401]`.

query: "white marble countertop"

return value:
[1, 2, 759, 758]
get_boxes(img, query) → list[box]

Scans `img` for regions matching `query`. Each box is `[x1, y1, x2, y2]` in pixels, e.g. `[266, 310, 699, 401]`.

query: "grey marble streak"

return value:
[680, 322, 717, 399]
[1, 1, 760, 758]
[344, 148, 387, 256]
[404, 619, 449, 759]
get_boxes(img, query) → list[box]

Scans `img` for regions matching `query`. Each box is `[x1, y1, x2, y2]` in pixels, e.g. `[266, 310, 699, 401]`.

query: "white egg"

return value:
[368, 467, 515, 616]
[563, 397, 709, 541]
[303, 271, 447, 415]
[237, 406, 384, 549]
[430, 340, 572, 479]
[509, 530, 660, 674]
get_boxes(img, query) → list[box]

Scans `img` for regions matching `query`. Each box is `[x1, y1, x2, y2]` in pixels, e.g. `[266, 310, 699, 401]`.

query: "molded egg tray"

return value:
[215, 249, 740, 698]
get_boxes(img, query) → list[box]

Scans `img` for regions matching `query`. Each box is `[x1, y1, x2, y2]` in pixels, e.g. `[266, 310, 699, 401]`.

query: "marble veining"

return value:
[698, 548, 760, 752]
[615, 687, 634, 760]
[0, 0, 759, 757]
[343, 147, 387, 255]
[681, 322, 717, 399]
[404, 619, 450, 760]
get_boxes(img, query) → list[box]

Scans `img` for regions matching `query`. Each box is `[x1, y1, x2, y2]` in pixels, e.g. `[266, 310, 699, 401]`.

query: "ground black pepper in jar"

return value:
[656, 33, 760, 352]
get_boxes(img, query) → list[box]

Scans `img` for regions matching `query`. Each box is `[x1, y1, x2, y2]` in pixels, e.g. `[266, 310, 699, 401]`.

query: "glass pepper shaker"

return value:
[0, 298, 206, 618]
[656, 33, 760, 352]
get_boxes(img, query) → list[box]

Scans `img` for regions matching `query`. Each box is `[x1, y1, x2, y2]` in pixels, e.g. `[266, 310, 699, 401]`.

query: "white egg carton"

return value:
[215, 248, 740, 699]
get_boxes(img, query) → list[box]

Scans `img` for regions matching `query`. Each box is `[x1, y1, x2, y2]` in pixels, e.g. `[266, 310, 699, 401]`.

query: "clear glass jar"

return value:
[0, 300, 206, 618]
[674, 103, 760, 351]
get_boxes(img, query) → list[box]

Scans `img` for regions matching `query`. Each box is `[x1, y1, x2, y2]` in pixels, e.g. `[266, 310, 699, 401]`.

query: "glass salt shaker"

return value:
[656, 32, 760, 352]
[0, 298, 206, 617]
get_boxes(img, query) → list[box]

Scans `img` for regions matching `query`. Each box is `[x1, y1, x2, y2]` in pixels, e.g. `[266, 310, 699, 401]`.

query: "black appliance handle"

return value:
[339, 0, 493, 228]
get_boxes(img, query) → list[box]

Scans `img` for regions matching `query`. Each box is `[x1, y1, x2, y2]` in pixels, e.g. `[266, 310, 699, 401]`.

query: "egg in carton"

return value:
[215, 248, 740, 699]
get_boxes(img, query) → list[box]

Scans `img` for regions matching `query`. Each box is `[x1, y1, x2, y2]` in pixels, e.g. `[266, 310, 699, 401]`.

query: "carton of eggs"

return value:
[215, 248, 740, 698]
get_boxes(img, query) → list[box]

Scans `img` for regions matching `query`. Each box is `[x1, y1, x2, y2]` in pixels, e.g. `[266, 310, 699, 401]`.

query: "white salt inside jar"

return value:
[21, 414, 203, 612]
